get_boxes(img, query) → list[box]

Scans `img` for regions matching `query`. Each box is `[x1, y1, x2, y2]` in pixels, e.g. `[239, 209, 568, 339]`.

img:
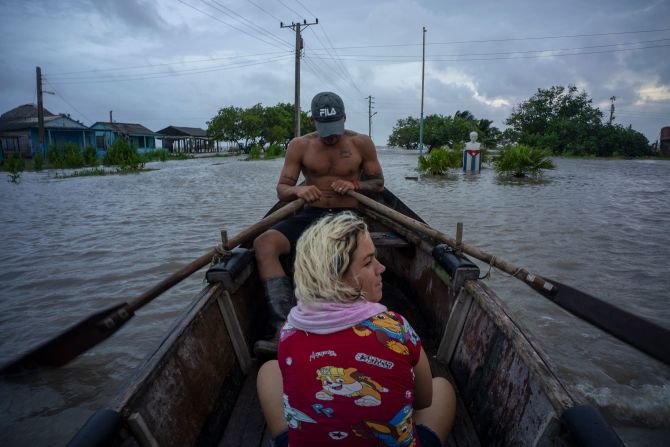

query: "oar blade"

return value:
[543, 279, 670, 366]
[0, 303, 134, 376]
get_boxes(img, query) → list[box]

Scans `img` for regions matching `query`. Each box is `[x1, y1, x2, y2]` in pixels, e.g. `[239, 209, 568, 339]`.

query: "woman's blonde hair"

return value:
[293, 211, 368, 304]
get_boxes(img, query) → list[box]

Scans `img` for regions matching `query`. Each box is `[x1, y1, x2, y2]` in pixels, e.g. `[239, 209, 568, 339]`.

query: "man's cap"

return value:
[311, 92, 345, 137]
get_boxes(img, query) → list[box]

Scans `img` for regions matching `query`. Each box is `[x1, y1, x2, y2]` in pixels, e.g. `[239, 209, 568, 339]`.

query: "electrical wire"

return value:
[177, 0, 288, 51]
[306, 43, 670, 62]
[202, 0, 292, 48]
[47, 55, 293, 84]
[308, 38, 670, 59]
[42, 78, 95, 125]
[47, 51, 291, 78]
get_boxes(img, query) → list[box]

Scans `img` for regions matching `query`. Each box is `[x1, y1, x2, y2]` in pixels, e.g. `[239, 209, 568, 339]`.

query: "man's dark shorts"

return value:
[271, 207, 358, 248]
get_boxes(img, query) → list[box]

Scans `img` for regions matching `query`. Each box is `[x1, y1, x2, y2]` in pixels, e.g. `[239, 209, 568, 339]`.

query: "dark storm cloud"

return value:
[0, 0, 668, 141]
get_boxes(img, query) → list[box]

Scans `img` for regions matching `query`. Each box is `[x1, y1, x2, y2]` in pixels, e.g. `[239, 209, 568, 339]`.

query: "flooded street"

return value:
[1, 151, 669, 445]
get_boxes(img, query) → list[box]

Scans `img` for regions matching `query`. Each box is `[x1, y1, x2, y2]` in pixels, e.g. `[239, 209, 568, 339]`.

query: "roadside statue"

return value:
[463, 131, 481, 174]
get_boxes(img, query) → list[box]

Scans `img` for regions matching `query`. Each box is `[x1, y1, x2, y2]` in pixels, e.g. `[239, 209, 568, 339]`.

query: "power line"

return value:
[47, 55, 292, 84]
[177, 0, 288, 50]
[43, 77, 95, 125]
[275, 0, 302, 18]
[246, 0, 283, 22]
[306, 43, 670, 63]
[47, 51, 291, 77]
[203, 0, 292, 48]
[308, 38, 670, 59]
[306, 27, 670, 51]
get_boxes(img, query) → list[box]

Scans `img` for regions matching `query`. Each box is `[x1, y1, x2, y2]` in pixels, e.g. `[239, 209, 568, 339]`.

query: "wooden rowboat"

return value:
[67, 189, 625, 447]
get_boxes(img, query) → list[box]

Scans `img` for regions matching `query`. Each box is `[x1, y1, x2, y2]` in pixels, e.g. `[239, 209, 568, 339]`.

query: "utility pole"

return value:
[419, 27, 426, 156]
[608, 96, 616, 125]
[36, 66, 45, 155]
[281, 18, 318, 138]
[366, 95, 377, 138]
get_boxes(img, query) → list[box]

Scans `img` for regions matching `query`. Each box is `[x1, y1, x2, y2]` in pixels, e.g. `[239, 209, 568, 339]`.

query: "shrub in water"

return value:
[46, 143, 87, 168]
[83, 145, 99, 167]
[6, 154, 25, 183]
[247, 144, 262, 160]
[494, 144, 555, 178]
[265, 144, 285, 158]
[103, 139, 144, 170]
[418, 146, 462, 175]
[33, 152, 44, 171]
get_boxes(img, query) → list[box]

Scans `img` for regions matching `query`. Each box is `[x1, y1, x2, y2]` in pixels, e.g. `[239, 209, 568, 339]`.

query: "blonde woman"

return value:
[257, 212, 456, 446]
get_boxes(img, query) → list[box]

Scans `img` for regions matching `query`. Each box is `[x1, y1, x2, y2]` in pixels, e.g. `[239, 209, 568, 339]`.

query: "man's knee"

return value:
[254, 230, 290, 258]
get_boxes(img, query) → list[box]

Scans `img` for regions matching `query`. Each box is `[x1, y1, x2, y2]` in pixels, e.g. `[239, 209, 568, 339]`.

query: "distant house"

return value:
[155, 125, 216, 153]
[90, 122, 156, 152]
[660, 126, 670, 156]
[0, 104, 93, 158]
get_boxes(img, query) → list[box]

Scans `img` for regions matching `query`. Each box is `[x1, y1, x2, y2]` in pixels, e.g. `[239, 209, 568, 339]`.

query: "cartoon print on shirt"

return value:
[352, 312, 417, 355]
[315, 366, 388, 406]
[352, 403, 416, 447]
[283, 394, 317, 429]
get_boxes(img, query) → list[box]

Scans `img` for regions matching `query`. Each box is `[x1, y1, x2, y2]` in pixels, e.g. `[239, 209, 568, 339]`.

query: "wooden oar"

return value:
[349, 191, 670, 366]
[0, 198, 305, 376]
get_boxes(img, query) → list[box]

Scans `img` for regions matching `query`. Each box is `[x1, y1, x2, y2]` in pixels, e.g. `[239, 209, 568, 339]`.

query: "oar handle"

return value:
[128, 198, 305, 312]
[348, 191, 557, 295]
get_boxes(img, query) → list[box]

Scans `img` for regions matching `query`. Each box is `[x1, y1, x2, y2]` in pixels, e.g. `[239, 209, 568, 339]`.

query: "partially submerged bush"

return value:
[47, 142, 86, 168]
[103, 139, 144, 170]
[418, 146, 462, 175]
[494, 144, 555, 178]
[33, 152, 44, 171]
[265, 143, 285, 158]
[5, 153, 25, 183]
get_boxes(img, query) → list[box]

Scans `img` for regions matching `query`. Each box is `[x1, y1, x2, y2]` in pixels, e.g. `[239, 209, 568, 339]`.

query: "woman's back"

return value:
[279, 310, 422, 446]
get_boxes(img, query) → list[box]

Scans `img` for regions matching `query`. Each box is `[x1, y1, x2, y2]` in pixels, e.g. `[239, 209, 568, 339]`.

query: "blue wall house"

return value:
[0, 104, 93, 159]
[155, 126, 215, 153]
[90, 122, 157, 154]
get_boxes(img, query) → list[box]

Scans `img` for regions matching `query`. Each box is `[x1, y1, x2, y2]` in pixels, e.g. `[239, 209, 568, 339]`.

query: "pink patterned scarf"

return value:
[286, 300, 387, 334]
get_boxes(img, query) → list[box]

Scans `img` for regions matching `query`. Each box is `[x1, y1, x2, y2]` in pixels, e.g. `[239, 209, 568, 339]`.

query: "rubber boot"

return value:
[254, 276, 295, 357]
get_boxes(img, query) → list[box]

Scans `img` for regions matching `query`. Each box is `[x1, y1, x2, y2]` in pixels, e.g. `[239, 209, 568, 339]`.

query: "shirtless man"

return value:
[253, 91, 384, 355]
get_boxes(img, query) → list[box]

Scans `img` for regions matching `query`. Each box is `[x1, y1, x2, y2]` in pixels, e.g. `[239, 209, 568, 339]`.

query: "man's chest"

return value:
[302, 146, 363, 177]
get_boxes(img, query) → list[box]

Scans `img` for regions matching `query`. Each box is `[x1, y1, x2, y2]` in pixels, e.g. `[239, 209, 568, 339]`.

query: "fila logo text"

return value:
[319, 107, 337, 117]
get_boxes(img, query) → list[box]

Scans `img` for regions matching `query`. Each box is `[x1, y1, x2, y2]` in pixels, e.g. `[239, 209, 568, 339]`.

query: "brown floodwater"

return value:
[1, 151, 668, 445]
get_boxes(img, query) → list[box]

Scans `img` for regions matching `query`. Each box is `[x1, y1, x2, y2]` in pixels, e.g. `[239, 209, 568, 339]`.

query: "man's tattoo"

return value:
[339, 149, 352, 158]
[281, 174, 298, 184]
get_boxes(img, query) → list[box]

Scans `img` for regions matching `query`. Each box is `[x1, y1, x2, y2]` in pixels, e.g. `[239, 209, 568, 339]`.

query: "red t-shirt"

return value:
[278, 310, 422, 446]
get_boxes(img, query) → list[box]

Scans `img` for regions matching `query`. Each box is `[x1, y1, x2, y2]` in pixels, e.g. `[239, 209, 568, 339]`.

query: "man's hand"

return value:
[296, 185, 322, 203]
[331, 179, 355, 195]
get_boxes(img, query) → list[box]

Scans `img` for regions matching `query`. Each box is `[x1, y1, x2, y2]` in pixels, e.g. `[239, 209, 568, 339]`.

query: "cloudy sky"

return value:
[1, 0, 668, 145]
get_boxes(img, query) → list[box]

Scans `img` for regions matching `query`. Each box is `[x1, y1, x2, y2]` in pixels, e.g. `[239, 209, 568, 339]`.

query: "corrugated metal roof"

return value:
[0, 114, 89, 132]
[92, 122, 156, 136]
[156, 126, 208, 137]
[0, 104, 55, 121]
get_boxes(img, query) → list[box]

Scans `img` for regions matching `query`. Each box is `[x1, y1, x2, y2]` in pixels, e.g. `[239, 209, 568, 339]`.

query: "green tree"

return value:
[388, 117, 420, 149]
[505, 85, 604, 155]
[207, 106, 243, 144]
[389, 112, 498, 150]
[240, 104, 264, 148]
[262, 103, 292, 147]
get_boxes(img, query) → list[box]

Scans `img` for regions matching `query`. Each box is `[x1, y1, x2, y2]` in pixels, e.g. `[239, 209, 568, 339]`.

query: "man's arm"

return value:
[358, 135, 384, 192]
[276, 139, 322, 203]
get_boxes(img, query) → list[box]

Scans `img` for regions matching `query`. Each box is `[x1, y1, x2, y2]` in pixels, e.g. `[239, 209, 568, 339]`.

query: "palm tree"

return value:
[494, 144, 555, 177]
